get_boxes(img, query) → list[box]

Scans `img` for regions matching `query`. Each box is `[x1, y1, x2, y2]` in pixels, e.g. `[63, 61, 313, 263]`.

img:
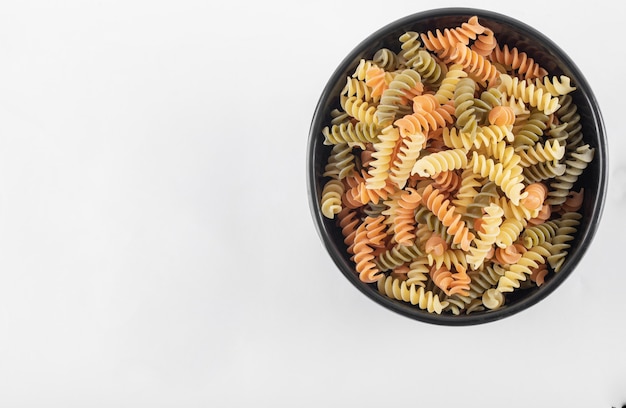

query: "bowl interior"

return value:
[307, 8, 608, 325]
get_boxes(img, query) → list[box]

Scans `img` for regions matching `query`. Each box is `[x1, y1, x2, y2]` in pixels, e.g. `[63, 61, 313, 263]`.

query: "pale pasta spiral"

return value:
[377, 275, 449, 314]
[497, 74, 561, 114]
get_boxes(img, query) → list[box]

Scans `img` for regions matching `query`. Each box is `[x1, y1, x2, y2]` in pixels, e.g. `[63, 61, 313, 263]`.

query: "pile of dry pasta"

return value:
[318, 16, 595, 315]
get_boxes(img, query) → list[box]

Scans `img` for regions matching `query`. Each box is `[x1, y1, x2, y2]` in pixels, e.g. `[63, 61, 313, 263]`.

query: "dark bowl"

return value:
[307, 8, 608, 325]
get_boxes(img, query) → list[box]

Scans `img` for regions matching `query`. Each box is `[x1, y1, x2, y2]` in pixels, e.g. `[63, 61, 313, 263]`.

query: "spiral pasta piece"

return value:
[425, 233, 449, 257]
[352, 220, 382, 283]
[363, 201, 387, 219]
[342, 76, 377, 103]
[512, 110, 551, 149]
[521, 220, 559, 249]
[415, 223, 434, 247]
[497, 74, 561, 115]
[444, 264, 507, 313]
[441, 126, 475, 151]
[520, 182, 548, 211]
[474, 125, 514, 148]
[559, 188, 585, 213]
[393, 188, 422, 246]
[517, 139, 565, 167]
[496, 243, 551, 292]
[467, 203, 504, 269]
[421, 15, 486, 58]
[322, 143, 356, 181]
[329, 107, 351, 125]
[389, 131, 426, 189]
[488, 106, 515, 126]
[344, 170, 397, 207]
[532, 75, 576, 96]
[478, 139, 521, 168]
[451, 168, 483, 214]
[413, 50, 447, 84]
[411, 148, 469, 177]
[546, 212, 581, 272]
[529, 263, 549, 286]
[366, 125, 400, 190]
[365, 66, 391, 99]
[394, 100, 454, 137]
[495, 196, 539, 221]
[359, 144, 376, 168]
[414, 207, 455, 245]
[489, 44, 548, 80]
[469, 152, 526, 205]
[465, 181, 499, 227]
[471, 28, 497, 57]
[380, 189, 403, 231]
[405, 256, 430, 287]
[555, 94, 583, 151]
[399, 31, 423, 68]
[523, 160, 566, 184]
[377, 275, 449, 314]
[366, 215, 388, 248]
[376, 69, 424, 127]
[432, 170, 461, 194]
[528, 203, 551, 226]
[336, 207, 360, 251]
[434, 63, 468, 105]
[476, 87, 503, 115]
[375, 242, 424, 272]
[341, 96, 378, 124]
[352, 59, 379, 81]
[494, 244, 524, 265]
[546, 144, 595, 205]
[421, 184, 475, 251]
[448, 265, 471, 296]
[419, 95, 455, 123]
[454, 15, 487, 40]
[341, 171, 365, 209]
[454, 77, 480, 135]
[501, 94, 530, 117]
[448, 42, 500, 83]
[495, 218, 526, 248]
[430, 265, 455, 295]
[482, 288, 505, 310]
[320, 179, 344, 219]
[322, 121, 381, 146]
[427, 248, 470, 272]
[373, 47, 402, 71]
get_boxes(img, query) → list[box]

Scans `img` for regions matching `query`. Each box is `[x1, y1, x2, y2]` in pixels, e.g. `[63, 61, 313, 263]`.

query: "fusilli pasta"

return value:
[317, 15, 594, 316]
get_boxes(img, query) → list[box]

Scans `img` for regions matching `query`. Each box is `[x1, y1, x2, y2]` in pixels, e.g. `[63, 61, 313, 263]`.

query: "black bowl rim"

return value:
[307, 7, 609, 326]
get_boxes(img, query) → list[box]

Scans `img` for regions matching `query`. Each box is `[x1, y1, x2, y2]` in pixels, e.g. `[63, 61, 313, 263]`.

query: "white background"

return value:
[0, 0, 624, 407]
